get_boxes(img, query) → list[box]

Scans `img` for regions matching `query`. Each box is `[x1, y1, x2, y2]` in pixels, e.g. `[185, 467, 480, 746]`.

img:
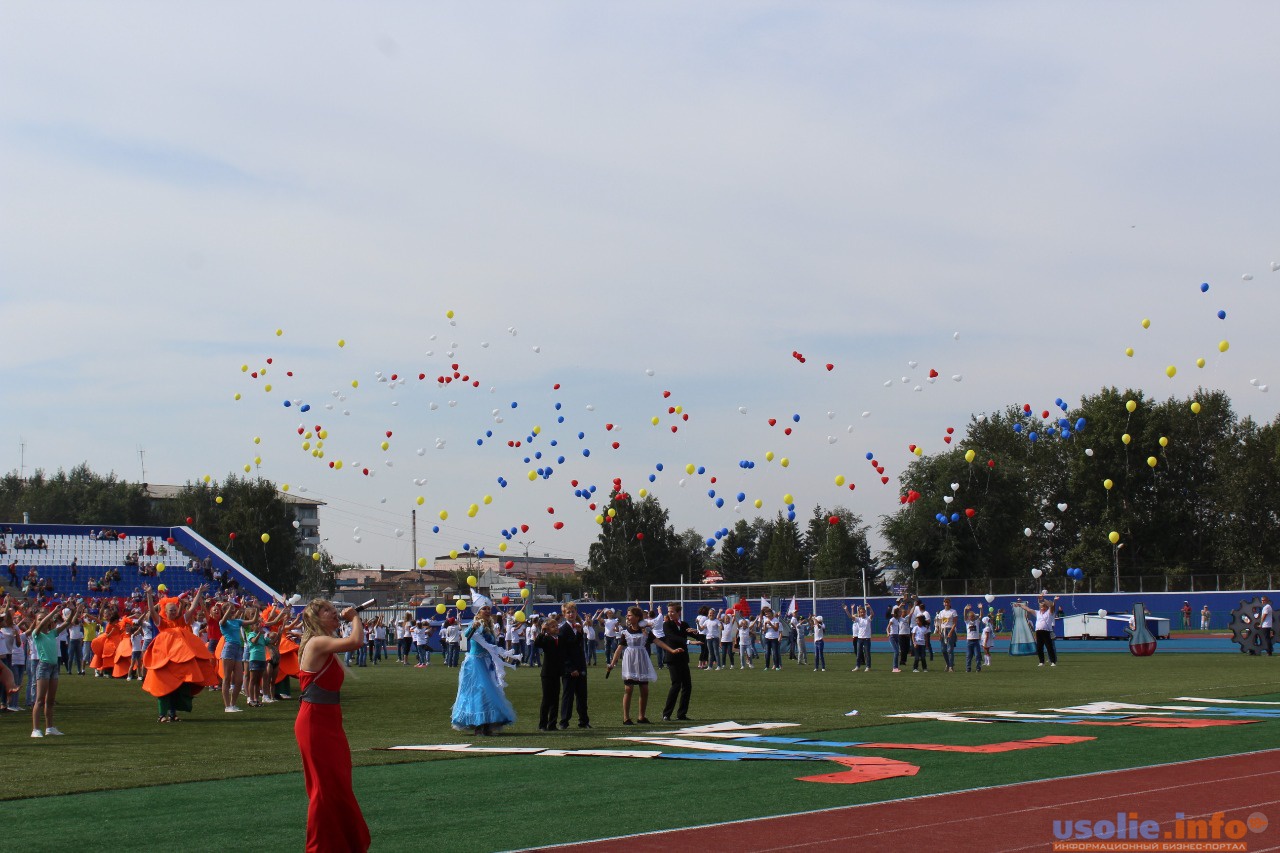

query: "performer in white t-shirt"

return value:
[1014, 595, 1059, 666]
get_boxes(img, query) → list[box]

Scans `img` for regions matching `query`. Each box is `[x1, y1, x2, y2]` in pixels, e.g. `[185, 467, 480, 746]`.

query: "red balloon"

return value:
[166, 537, 175, 545]
[965, 508, 976, 518]
[419, 373, 426, 380]
[636, 532, 645, 540]
[709, 477, 716, 483]
[671, 426, 678, 433]
[612, 442, 620, 449]
[553, 521, 564, 530]
[908, 444, 917, 452]
[185, 517, 193, 525]
[943, 436, 952, 444]
[928, 368, 938, 378]
[605, 423, 614, 431]
[520, 524, 529, 533]
[784, 428, 792, 436]
[502, 596, 510, 604]
[553, 383, 561, 389]
[504, 560, 514, 569]
[828, 516, 840, 525]
[881, 476, 889, 484]
[826, 363, 834, 371]
[518, 580, 526, 588]
[386, 430, 393, 437]
[547, 507, 555, 514]
[945, 427, 954, 434]
[987, 459, 996, 468]
[118, 532, 126, 540]
[663, 390, 671, 398]
[229, 532, 236, 540]
[768, 418, 777, 426]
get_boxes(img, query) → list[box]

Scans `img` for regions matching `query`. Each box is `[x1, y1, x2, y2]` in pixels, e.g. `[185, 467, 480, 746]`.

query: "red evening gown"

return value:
[294, 655, 370, 853]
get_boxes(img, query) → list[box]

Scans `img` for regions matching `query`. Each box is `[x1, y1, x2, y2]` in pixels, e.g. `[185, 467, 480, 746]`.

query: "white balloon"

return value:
[416, 448, 426, 456]
[927, 377, 937, 384]
[1262, 385, 1270, 392]
[481, 342, 489, 348]
[953, 332, 961, 340]
[532, 345, 541, 353]
[292, 520, 301, 529]
[976, 414, 986, 423]
[1085, 448, 1094, 457]
[911, 560, 920, 569]
[1242, 273, 1254, 281]
[289, 593, 303, 605]
[984, 593, 995, 603]
[738, 406, 748, 414]
[943, 495, 953, 504]
[644, 368, 654, 376]
[908, 360, 918, 368]
[678, 478, 686, 487]
[429, 403, 439, 411]
[950, 482, 960, 491]
[1272, 261, 1280, 272]
[1044, 521, 1055, 531]
[901, 376, 909, 383]
[1057, 503, 1068, 512]
[1031, 568, 1043, 578]
[952, 374, 963, 382]
[861, 411, 871, 418]
[1024, 528, 1033, 537]
[586, 404, 595, 411]
[827, 436, 837, 444]
[354, 535, 363, 543]
[1098, 609, 1108, 618]
[1251, 378, 1260, 386]
[448, 400, 457, 407]
[394, 528, 404, 537]
[913, 385, 922, 392]
[884, 380, 892, 387]
[826, 411, 835, 419]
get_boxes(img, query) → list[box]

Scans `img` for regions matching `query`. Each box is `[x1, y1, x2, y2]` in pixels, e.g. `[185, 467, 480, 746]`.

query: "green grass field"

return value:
[6, 651, 1279, 850]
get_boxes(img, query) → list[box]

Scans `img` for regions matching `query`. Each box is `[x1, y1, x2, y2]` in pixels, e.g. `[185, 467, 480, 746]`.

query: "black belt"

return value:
[300, 683, 341, 705]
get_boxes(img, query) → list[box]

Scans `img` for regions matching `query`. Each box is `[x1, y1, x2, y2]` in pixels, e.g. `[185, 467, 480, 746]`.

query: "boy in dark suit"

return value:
[654, 602, 693, 721]
[532, 613, 562, 731]
[558, 602, 590, 729]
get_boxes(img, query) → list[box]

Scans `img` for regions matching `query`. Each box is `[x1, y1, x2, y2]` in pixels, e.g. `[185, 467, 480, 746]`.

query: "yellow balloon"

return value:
[783, 493, 794, 505]
[312, 552, 321, 561]
[1218, 340, 1229, 353]
[446, 309, 455, 319]
[436, 603, 446, 614]
[964, 449, 976, 463]
[834, 475, 845, 486]
[282, 484, 289, 491]
[1196, 357, 1206, 368]
[754, 499, 763, 509]
[260, 533, 270, 544]
[418, 557, 428, 568]
[316, 450, 324, 458]
[520, 588, 530, 599]
[338, 339, 345, 348]
[685, 463, 695, 474]
[318, 429, 328, 439]
[351, 380, 358, 388]
[156, 562, 166, 573]
[456, 599, 466, 609]
[1158, 436, 1168, 447]
[260, 367, 268, 376]
[1125, 347, 1134, 357]
[595, 514, 605, 524]
[203, 475, 211, 483]
[528, 470, 537, 481]
[233, 393, 241, 400]
[334, 460, 343, 470]
[780, 457, 790, 468]
[467, 575, 478, 587]
[1165, 365, 1177, 378]
[305, 431, 313, 439]
[416, 496, 424, 505]
[765, 451, 775, 462]
[1103, 478, 1113, 490]
[514, 611, 527, 623]
[439, 510, 448, 520]
[243, 464, 251, 473]
[380, 441, 389, 451]
[1121, 434, 1131, 445]
[467, 504, 478, 518]
[532, 425, 541, 435]
[216, 495, 223, 504]
[241, 364, 249, 372]
[275, 329, 283, 337]
[914, 447, 923, 457]
[607, 507, 617, 518]
[253, 436, 261, 444]
[1191, 401, 1202, 414]
[638, 488, 648, 497]
[652, 416, 660, 426]
[1141, 318, 1150, 329]
[263, 384, 272, 392]
[1108, 531, 1120, 544]
[1126, 400, 1137, 413]
[450, 551, 459, 561]
[483, 495, 492, 505]
[674, 405, 683, 414]
[253, 456, 262, 465]
[316, 440, 324, 449]
[302, 441, 310, 450]
[1147, 456, 1158, 468]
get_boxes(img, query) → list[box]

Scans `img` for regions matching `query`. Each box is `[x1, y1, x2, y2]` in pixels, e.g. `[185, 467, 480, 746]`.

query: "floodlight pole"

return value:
[1112, 543, 1124, 593]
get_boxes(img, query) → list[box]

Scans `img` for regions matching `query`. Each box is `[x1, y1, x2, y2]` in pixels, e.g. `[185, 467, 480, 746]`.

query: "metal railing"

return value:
[918, 573, 1274, 597]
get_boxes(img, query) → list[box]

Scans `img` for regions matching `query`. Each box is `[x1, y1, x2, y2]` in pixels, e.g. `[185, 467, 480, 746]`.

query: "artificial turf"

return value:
[5, 650, 1278, 850]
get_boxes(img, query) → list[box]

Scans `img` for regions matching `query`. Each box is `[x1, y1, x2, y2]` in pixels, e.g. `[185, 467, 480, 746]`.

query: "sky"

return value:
[2, 2, 1278, 574]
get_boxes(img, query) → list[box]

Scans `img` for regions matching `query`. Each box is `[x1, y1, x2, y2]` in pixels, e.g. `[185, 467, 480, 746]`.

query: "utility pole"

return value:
[518, 539, 535, 589]
[138, 446, 147, 483]
[411, 509, 417, 572]
[19, 437, 26, 481]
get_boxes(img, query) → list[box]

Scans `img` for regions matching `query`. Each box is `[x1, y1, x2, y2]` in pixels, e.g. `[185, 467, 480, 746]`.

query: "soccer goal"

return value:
[649, 579, 825, 616]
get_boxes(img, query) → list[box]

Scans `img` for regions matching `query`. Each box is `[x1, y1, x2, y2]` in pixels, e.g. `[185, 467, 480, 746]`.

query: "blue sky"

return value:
[2, 2, 1278, 571]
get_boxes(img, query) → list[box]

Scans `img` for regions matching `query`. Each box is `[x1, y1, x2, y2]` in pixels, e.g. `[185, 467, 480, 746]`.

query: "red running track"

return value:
[533, 749, 1280, 853]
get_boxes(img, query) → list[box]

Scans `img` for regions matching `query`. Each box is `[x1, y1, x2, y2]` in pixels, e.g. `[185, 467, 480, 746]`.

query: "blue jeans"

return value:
[856, 638, 871, 669]
[706, 636, 720, 667]
[941, 634, 957, 669]
[966, 639, 982, 671]
[446, 642, 460, 667]
[813, 639, 826, 670]
[765, 638, 781, 669]
[7, 663, 24, 709]
[888, 634, 900, 668]
[68, 639, 84, 674]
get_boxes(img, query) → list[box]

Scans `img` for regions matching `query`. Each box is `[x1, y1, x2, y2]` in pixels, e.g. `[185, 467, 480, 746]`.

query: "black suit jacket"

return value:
[533, 632, 563, 677]
[559, 620, 587, 675]
[662, 618, 690, 659]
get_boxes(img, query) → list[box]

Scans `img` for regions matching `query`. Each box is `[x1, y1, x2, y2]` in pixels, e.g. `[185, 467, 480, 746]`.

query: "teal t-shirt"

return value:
[222, 618, 244, 646]
[245, 630, 268, 662]
[33, 630, 59, 664]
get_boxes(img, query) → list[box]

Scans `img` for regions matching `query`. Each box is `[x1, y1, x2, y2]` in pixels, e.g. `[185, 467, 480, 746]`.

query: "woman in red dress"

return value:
[294, 599, 370, 853]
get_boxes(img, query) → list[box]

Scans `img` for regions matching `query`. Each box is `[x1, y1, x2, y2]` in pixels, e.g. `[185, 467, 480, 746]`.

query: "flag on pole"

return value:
[787, 596, 798, 616]
[759, 595, 770, 613]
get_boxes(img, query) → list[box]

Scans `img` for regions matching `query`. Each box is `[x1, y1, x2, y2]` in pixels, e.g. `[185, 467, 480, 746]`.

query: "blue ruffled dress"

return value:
[450, 624, 517, 732]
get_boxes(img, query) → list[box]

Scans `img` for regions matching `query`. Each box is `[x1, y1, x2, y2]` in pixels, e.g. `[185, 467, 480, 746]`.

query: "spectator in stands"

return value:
[125, 552, 139, 567]
[7, 561, 18, 586]
[69, 558, 77, 582]
[0, 538, 7, 555]
[145, 538, 155, 558]
[35, 537, 47, 550]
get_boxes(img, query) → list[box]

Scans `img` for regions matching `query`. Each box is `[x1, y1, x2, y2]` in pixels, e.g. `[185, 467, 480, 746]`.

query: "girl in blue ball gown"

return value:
[450, 594, 518, 735]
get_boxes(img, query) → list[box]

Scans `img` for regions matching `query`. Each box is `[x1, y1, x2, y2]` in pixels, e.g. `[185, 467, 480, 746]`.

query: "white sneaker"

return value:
[1050, 663, 1056, 667]
[225, 706, 242, 713]
[45, 727, 64, 736]
[262, 697, 275, 704]
[31, 729, 43, 738]
[1038, 663, 1044, 667]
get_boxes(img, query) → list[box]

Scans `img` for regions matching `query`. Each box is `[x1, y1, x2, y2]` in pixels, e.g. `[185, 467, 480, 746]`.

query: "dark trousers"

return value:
[539, 674, 560, 729]
[662, 659, 692, 719]
[888, 634, 900, 668]
[897, 634, 912, 666]
[1034, 630, 1058, 664]
[966, 638, 982, 671]
[560, 673, 588, 726]
[855, 638, 871, 669]
[1264, 627, 1274, 656]
[913, 642, 928, 670]
[764, 638, 781, 669]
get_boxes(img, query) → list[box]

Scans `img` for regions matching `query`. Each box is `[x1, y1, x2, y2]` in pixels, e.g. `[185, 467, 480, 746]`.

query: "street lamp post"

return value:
[1112, 543, 1125, 593]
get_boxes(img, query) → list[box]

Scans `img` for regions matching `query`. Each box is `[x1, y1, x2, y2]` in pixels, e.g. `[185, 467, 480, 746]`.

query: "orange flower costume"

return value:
[143, 599, 218, 698]
[262, 605, 300, 685]
[90, 618, 127, 675]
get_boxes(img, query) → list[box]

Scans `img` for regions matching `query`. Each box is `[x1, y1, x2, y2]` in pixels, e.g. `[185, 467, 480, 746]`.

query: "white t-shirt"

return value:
[0, 627, 14, 655]
[396, 623, 409, 640]
[1033, 607, 1055, 632]
[911, 624, 930, 645]
[852, 616, 871, 639]
[720, 619, 735, 643]
[737, 624, 751, 647]
[445, 624, 461, 644]
[981, 624, 994, 647]
[8, 631, 26, 665]
[69, 623, 84, 641]
[603, 618, 619, 639]
[584, 622, 597, 641]
[936, 608, 958, 635]
[1261, 604, 1274, 629]
[965, 619, 980, 641]
[813, 620, 825, 642]
[131, 630, 146, 653]
[764, 618, 781, 640]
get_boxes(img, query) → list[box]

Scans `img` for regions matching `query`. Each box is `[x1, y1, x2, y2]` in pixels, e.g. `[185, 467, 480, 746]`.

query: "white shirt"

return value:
[965, 619, 980, 641]
[764, 618, 781, 640]
[852, 616, 871, 639]
[1033, 607, 1055, 632]
[1261, 604, 1274, 629]
[936, 608, 958, 635]
[720, 619, 735, 642]
[69, 623, 84, 640]
[603, 618, 619, 639]
[812, 620, 825, 642]
[911, 624, 930, 644]
[444, 624, 461, 644]
[737, 625, 751, 647]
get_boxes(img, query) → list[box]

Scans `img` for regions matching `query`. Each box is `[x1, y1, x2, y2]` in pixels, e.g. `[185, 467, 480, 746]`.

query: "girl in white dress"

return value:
[605, 606, 657, 725]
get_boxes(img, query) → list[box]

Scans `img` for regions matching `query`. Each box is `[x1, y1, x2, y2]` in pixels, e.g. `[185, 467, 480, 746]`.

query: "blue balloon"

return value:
[936, 513, 945, 522]
[549, 439, 557, 446]
[432, 525, 439, 533]
[1014, 423, 1023, 434]
[462, 543, 470, 552]
[715, 498, 724, 508]
[792, 414, 800, 422]
[300, 404, 310, 412]
[736, 547, 745, 556]
[865, 452, 874, 460]
[736, 492, 746, 502]
[554, 402, 562, 410]
[510, 401, 518, 409]
[706, 538, 716, 548]
[787, 511, 795, 521]
[950, 513, 959, 522]
[1060, 429, 1071, 439]
[578, 432, 585, 440]
[1028, 432, 1038, 442]
[283, 400, 292, 407]
[557, 456, 565, 464]
[582, 449, 590, 457]
[655, 463, 664, 471]
[534, 451, 542, 459]
[697, 466, 706, 475]
[486, 430, 493, 438]
[1076, 418, 1086, 431]
[557, 416, 564, 423]
[476, 439, 484, 446]
[648, 474, 656, 482]
[1201, 282, 1210, 292]
[477, 550, 486, 558]
[707, 489, 716, 498]
[1218, 309, 1226, 320]
[588, 485, 596, 493]
[1055, 398, 1064, 407]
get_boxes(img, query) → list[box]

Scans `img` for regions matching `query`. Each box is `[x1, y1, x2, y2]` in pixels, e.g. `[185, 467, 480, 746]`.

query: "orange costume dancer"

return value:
[111, 615, 136, 678]
[89, 604, 125, 677]
[294, 600, 370, 853]
[142, 585, 217, 722]
[264, 604, 301, 694]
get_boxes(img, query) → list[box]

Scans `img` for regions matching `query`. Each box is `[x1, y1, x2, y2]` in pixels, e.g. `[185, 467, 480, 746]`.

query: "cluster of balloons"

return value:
[1066, 567, 1085, 581]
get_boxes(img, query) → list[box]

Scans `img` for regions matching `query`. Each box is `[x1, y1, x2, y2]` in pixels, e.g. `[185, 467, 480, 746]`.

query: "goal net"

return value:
[649, 579, 844, 617]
